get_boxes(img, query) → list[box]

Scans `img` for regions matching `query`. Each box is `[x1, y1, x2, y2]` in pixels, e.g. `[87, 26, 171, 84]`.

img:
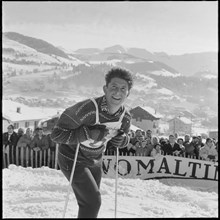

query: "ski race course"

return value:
[3, 155, 218, 218]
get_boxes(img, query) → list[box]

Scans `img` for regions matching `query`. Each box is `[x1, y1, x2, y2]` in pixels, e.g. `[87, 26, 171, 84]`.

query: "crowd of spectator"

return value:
[3, 124, 56, 167]
[3, 125, 218, 168]
[105, 129, 218, 162]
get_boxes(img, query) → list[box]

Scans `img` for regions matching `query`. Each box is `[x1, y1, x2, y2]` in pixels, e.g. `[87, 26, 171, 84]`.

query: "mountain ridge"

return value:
[4, 32, 69, 59]
[2, 31, 218, 127]
[3, 31, 217, 76]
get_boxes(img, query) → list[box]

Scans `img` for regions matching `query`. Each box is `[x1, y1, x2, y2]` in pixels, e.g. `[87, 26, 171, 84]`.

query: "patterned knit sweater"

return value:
[51, 95, 131, 166]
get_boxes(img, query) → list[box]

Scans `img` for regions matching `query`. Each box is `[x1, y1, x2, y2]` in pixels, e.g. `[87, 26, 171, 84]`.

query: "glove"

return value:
[109, 130, 127, 148]
[173, 150, 180, 156]
[87, 124, 109, 142]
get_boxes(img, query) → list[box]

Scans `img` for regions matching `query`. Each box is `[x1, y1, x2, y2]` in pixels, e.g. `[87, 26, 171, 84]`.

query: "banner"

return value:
[102, 155, 218, 182]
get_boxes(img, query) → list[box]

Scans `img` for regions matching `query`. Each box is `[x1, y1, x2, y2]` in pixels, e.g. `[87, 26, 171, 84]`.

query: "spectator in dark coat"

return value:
[17, 127, 25, 142]
[190, 136, 201, 159]
[159, 137, 167, 154]
[177, 138, 185, 156]
[16, 127, 34, 166]
[144, 138, 154, 156]
[197, 135, 205, 147]
[17, 127, 33, 148]
[183, 134, 194, 157]
[30, 127, 50, 168]
[3, 124, 19, 147]
[161, 134, 183, 156]
[135, 138, 146, 156]
[130, 129, 144, 144]
[3, 124, 19, 164]
[145, 129, 152, 141]
[30, 127, 50, 151]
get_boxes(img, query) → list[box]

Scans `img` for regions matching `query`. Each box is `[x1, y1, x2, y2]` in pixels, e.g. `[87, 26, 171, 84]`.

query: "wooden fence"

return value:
[2, 144, 59, 169]
[2, 144, 201, 169]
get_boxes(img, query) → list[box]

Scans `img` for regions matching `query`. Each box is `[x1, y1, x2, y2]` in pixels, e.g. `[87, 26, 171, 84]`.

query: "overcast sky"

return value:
[2, 1, 218, 55]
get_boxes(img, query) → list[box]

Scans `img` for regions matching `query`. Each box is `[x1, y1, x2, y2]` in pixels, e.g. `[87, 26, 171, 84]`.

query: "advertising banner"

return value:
[102, 155, 218, 183]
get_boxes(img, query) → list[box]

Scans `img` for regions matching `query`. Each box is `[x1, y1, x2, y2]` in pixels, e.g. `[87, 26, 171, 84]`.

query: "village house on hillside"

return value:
[2, 100, 55, 132]
[168, 116, 192, 136]
[181, 110, 196, 120]
[39, 113, 143, 134]
[129, 106, 161, 133]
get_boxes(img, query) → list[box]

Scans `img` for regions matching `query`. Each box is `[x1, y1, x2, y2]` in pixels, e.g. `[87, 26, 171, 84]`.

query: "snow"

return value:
[179, 117, 192, 125]
[3, 37, 37, 54]
[151, 69, 181, 77]
[156, 88, 174, 95]
[140, 106, 163, 118]
[3, 37, 85, 67]
[203, 74, 217, 79]
[3, 100, 53, 121]
[89, 59, 121, 66]
[134, 73, 157, 91]
[3, 165, 218, 218]
[2, 62, 54, 74]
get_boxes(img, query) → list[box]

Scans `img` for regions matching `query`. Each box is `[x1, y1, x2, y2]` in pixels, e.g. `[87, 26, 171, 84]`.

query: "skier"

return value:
[51, 67, 134, 218]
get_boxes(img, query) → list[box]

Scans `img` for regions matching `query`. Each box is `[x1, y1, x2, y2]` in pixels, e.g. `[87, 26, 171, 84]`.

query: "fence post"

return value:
[35, 151, 38, 168]
[52, 151, 55, 168]
[48, 149, 51, 167]
[3, 147, 6, 168]
[7, 147, 10, 167]
[11, 145, 15, 164]
[26, 148, 29, 167]
[55, 144, 59, 170]
[15, 146, 19, 166]
[39, 150, 43, 167]
[30, 149, 34, 167]
[21, 147, 24, 167]
[44, 150, 46, 166]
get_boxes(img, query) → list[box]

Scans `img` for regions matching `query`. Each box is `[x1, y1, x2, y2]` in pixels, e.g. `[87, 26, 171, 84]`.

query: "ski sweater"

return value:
[51, 95, 131, 166]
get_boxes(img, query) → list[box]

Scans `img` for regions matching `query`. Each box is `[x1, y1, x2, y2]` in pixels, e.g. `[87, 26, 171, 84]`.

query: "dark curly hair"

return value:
[105, 67, 134, 91]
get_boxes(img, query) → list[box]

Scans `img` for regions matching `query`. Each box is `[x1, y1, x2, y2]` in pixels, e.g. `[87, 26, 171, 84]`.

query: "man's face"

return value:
[7, 126, 13, 134]
[197, 136, 202, 142]
[193, 137, 199, 143]
[169, 136, 175, 144]
[136, 130, 142, 136]
[26, 128, 33, 136]
[103, 77, 129, 109]
[146, 130, 152, 137]
[207, 139, 213, 147]
[38, 130, 43, 136]
[178, 139, 183, 145]
[185, 135, 190, 142]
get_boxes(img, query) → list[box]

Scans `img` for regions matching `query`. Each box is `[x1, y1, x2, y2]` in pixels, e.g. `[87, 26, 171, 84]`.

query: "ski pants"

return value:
[58, 151, 102, 218]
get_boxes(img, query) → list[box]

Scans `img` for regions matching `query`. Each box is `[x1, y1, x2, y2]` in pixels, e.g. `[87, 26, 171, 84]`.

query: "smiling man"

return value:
[51, 67, 134, 218]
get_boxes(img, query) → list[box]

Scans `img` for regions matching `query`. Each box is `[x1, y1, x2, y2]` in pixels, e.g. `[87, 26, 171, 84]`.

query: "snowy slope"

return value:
[3, 36, 87, 66]
[2, 165, 218, 218]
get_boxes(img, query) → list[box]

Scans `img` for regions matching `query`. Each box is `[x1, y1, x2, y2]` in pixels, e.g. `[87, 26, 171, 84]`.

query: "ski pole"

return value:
[115, 146, 119, 218]
[62, 141, 80, 218]
[114, 129, 124, 218]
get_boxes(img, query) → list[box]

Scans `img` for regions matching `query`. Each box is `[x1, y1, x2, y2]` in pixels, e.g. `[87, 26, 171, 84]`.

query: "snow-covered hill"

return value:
[2, 32, 218, 126]
[3, 165, 218, 218]
[3, 34, 88, 70]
